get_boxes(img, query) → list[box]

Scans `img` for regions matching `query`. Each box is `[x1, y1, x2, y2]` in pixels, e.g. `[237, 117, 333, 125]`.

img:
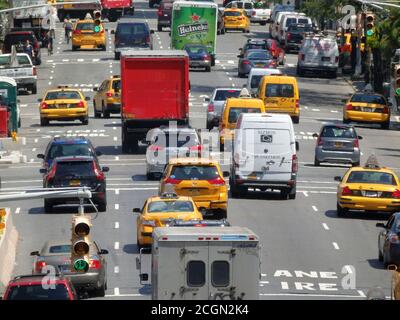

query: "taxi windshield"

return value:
[45, 91, 81, 100]
[350, 94, 386, 104]
[228, 107, 261, 123]
[347, 171, 397, 185]
[147, 200, 194, 213]
[76, 22, 95, 31]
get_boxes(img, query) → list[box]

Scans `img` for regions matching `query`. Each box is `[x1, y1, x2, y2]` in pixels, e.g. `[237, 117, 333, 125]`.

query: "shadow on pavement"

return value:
[28, 204, 98, 215]
[123, 244, 139, 254]
[367, 259, 386, 271]
[96, 145, 121, 156]
[324, 209, 391, 221]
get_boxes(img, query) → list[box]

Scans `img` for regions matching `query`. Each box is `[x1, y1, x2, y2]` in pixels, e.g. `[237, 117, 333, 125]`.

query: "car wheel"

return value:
[44, 200, 53, 213]
[336, 202, 348, 217]
[381, 120, 390, 130]
[205, 66, 211, 72]
[101, 45, 106, 51]
[214, 209, 227, 220]
[94, 283, 106, 297]
[40, 118, 48, 126]
[102, 104, 110, 118]
[242, 28, 246, 33]
[288, 185, 296, 199]
[157, 25, 162, 32]
[31, 85, 37, 95]
[221, 28, 225, 34]
[343, 117, 350, 124]
[82, 117, 89, 125]
[280, 189, 289, 200]
[292, 116, 299, 124]
[146, 172, 155, 180]
[219, 142, 224, 152]
[314, 157, 320, 167]
[114, 52, 120, 60]
[94, 101, 101, 118]
[72, 46, 78, 51]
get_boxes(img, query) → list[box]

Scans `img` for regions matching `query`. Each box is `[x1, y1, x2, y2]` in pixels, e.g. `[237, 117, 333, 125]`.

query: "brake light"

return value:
[342, 186, 352, 196]
[35, 261, 46, 272]
[40, 102, 48, 109]
[89, 259, 101, 269]
[208, 103, 214, 112]
[346, 103, 353, 110]
[165, 177, 180, 184]
[295, 99, 299, 109]
[287, 32, 292, 41]
[291, 154, 298, 173]
[33, 67, 37, 76]
[390, 234, 400, 244]
[383, 106, 390, 114]
[93, 162, 105, 181]
[106, 92, 113, 97]
[353, 139, 359, 148]
[73, 29, 81, 34]
[77, 101, 84, 108]
[393, 190, 400, 199]
[157, 8, 162, 16]
[242, 60, 250, 65]
[149, 145, 163, 151]
[208, 176, 225, 186]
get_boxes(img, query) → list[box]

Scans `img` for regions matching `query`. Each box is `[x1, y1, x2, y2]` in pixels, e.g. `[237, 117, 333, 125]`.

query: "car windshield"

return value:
[228, 107, 261, 123]
[321, 126, 356, 138]
[298, 18, 309, 24]
[76, 23, 95, 31]
[45, 91, 81, 100]
[55, 161, 95, 178]
[265, 84, 294, 98]
[170, 165, 220, 180]
[147, 200, 194, 213]
[247, 51, 271, 60]
[214, 90, 241, 101]
[7, 284, 70, 300]
[152, 132, 199, 148]
[0, 55, 31, 66]
[285, 18, 297, 26]
[350, 94, 386, 104]
[48, 144, 93, 159]
[112, 80, 121, 91]
[117, 23, 148, 35]
[224, 11, 242, 16]
[185, 46, 207, 54]
[347, 171, 397, 185]
[49, 245, 71, 254]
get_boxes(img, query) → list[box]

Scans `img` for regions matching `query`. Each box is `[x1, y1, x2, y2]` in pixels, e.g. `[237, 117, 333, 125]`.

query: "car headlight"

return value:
[142, 220, 156, 227]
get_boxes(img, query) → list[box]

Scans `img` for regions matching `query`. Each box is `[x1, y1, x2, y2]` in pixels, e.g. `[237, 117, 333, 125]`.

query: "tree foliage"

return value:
[300, 0, 344, 26]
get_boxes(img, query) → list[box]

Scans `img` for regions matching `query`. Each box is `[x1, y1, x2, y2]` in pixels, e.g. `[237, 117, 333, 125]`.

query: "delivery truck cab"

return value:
[136, 226, 261, 300]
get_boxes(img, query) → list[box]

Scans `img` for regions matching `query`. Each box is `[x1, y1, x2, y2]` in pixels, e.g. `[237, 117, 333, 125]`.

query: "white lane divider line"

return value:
[312, 205, 318, 212]
[15, 207, 20, 214]
[113, 137, 118, 141]
[34, 138, 38, 143]
[332, 242, 340, 250]
[302, 191, 308, 197]
[261, 273, 267, 277]
[32, 148, 36, 152]
[357, 290, 366, 298]
[312, 108, 320, 112]
[115, 156, 119, 160]
[114, 266, 120, 274]
[114, 242, 120, 250]
[30, 159, 34, 163]
[114, 222, 119, 229]
[115, 189, 119, 195]
[115, 203, 119, 210]
[114, 288, 120, 296]
[36, 129, 40, 132]
[113, 127, 117, 130]
[322, 223, 330, 230]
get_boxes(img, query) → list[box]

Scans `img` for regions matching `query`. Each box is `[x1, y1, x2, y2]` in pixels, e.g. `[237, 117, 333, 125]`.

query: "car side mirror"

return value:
[85, 97, 90, 101]
[341, 99, 347, 103]
[93, 87, 98, 91]
[37, 153, 44, 159]
[133, 208, 141, 214]
[96, 150, 102, 156]
[312, 133, 318, 138]
[139, 273, 149, 282]
[30, 251, 40, 256]
[334, 176, 342, 182]
[111, 30, 115, 34]
[358, 136, 363, 140]
[204, 97, 210, 102]
[37, 98, 42, 102]
[102, 166, 109, 172]
[295, 141, 299, 151]
[99, 249, 109, 255]
[150, 30, 155, 34]
[39, 168, 47, 174]
[376, 223, 386, 228]
[223, 171, 230, 177]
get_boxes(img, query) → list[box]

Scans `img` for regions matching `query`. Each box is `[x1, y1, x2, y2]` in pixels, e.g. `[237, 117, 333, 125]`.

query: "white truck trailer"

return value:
[136, 226, 261, 300]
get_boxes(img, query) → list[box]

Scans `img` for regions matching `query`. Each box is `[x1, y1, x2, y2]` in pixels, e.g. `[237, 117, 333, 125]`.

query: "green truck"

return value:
[171, 1, 218, 66]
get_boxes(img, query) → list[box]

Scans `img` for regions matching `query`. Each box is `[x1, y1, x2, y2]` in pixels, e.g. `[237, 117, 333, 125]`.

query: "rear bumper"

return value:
[157, 19, 171, 27]
[105, 102, 121, 113]
[264, 107, 300, 117]
[194, 199, 227, 211]
[345, 111, 389, 123]
[65, 272, 102, 289]
[339, 196, 400, 212]
[41, 109, 88, 120]
[315, 148, 360, 164]
[189, 61, 211, 68]
[146, 163, 166, 174]
[72, 38, 106, 46]
[225, 23, 247, 29]
[299, 64, 338, 72]
[14, 77, 37, 86]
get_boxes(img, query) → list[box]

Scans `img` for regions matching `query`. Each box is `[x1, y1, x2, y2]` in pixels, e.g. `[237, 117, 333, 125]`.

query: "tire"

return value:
[102, 104, 110, 118]
[94, 101, 101, 118]
[297, 65, 304, 77]
[288, 185, 296, 199]
[94, 284, 106, 297]
[381, 120, 390, 130]
[314, 157, 320, 167]
[205, 66, 211, 72]
[221, 28, 225, 35]
[82, 117, 89, 125]
[157, 25, 162, 32]
[280, 189, 289, 200]
[114, 52, 120, 60]
[330, 71, 337, 79]
[44, 200, 53, 213]
[97, 201, 107, 212]
[292, 116, 299, 124]
[72, 46, 78, 51]
[100, 45, 106, 51]
[337, 202, 348, 217]
[242, 29, 246, 33]
[211, 55, 215, 67]
[18, 117, 21, 128]
[40, 118, 48, 126]
[146, 172, 155, 180]
[246, 29, 250, 33]
[31, 84, 37, 95]
[214, 209, 227, 220]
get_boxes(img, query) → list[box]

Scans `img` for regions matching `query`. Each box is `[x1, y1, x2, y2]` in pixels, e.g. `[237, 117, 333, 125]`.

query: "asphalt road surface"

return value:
[2, 0, 400, 300]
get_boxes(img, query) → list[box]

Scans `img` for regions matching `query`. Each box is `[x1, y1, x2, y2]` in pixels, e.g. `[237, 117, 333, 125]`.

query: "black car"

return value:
[41, 156, 109, 213]
[239, 39, 268, 57]
[284, 23, 314, 52]
[157, 0, 174, 31]
[113, 19, 154, 60]
[3, 31, 41, 65]
[377, 212, 400, 268]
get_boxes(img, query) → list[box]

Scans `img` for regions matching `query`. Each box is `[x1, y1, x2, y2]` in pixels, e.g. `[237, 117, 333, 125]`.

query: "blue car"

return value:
[184, 44, 212, 72]
[37, 137, 102, 172]
[377, 212, 400, 268]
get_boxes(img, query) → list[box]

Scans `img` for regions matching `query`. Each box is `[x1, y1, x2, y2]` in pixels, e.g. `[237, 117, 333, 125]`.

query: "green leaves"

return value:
[371, 9, 400, 59]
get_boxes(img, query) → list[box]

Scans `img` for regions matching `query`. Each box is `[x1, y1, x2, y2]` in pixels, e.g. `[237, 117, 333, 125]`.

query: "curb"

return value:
[342, 76, 358, 93]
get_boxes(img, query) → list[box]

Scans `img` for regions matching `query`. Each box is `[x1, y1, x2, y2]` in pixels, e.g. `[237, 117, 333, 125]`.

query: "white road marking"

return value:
[113, 137, 117, 141]
[62, 59, 69, 62]
[331, 110, 339, 113]
[115, 156, 119, 160]
[32, 148, 36, 152]
[312, 108, 320, 112]
[322, 223, 330, 230]
[113, 127, 116, 130]
[115, 204, 119, 210]
[34, 139, 38, 143]
[261, 273, 267, 277]
[227, 60, 234, 64]
[115, 189, 119, 195]
[114, 266, 120, 274]
[114, 288, 120, 296]
[15, 207, 20, 214]
[312, 205, 318, 211]
[332, 242, 340, 250]
[357, 290, 366, 298]
[48, 82, 52, 85]
[302, 191, 308, 197]
[105, 293, 145, 297]
[30, 159, 34, 163]
[114, 222, 119, 229]
[260, 281, 269, 284]
[361, 152, 363, 156]
[114, 242, 119, 250]
[92, 59, 100, 62]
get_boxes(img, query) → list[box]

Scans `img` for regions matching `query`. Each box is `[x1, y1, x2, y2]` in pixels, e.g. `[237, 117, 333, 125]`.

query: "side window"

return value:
[211, 261, 230, 287]
[187, 261, 206, 287]
[387, 216, 395, 229]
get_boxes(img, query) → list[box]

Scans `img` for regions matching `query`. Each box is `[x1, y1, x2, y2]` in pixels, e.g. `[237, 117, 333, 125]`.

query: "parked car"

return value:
[3, 31, 41, 65]
[3, 274, 78, 300]
[41, 156, 109, 212]
[184, 44, 212, 72]
[237, 49, 275, 77]
[30, 240, 108, 297]
[377, 212, 400, 267]
[157, 0, 174, 31]
[313, 123, 362, 167]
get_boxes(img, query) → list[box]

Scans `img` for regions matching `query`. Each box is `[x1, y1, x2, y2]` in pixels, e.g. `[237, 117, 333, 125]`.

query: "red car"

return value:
[3, 274, 78, 300]
[266, 39, 286, 66]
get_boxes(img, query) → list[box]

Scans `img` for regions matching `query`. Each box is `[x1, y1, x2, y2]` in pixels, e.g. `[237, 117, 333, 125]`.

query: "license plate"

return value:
[363, 107, 372, 112]
[365, 191, 378, 197]
[322, 57, 330, 62]
[188, 189, 200, 195]
[248, 174, 257, 180]
[58, 104, 67, 108]
[256, 64, 264, 67]
[69, 180, 80, 186]
[334, 142, 343, 148]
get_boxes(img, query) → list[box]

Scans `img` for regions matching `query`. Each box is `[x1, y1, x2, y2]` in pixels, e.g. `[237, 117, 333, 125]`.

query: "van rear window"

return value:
[265, 84, 294, 98]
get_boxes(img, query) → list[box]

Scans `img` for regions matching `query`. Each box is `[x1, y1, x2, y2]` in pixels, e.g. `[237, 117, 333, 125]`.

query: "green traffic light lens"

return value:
[74, 259, 89, 272]
[396, 88, 400, 96]
[94, 26, 100, 33]
[366, 30, 374, 36]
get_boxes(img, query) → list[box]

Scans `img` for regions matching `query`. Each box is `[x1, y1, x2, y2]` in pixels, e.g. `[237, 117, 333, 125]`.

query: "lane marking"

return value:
[113, 137, 117, 141]
[312, 205, 318, 211]
[114, 222, 119, 229]
[322, 223, 330, 230]
[302, 191, 309, 197]
[114, 266, 120, 273]
[105, 293, 145, 297]
[115, 189, 120, 195]
[114, 242, 119, 250]
[32, 148, 36, 152]
[332, 242, 340, 250]
[261, 273, 267, 277]
[15, 207, 20, 214]
[34, 139, 38, 143]
[114, 288, 120, 296]
[115, 203, 119, 210]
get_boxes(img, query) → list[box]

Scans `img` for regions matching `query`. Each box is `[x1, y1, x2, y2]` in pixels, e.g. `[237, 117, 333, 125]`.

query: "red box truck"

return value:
[120, 50, 190, 153]
[101, 0, 134, 22]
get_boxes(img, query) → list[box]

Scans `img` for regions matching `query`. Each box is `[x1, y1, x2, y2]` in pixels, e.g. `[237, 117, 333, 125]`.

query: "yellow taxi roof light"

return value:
[57, 85, 69, 89]
[112, 75, 120, 78]
[364, 154, 380, 169]
[160, 192, 179, 199]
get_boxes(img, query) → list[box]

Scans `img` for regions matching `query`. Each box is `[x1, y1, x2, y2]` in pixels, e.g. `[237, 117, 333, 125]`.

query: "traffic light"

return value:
[93, 10, 101, 33]
[365, 12, 375, 44]
[394, 64, 400, 96]
[71, 215, 91, 272]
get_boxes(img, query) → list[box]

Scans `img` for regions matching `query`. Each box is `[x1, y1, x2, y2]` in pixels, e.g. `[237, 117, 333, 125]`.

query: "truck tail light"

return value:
[189, 144, 202, 157]
[208, 176, 225, 186]
[41, 102, 48, 109]
[35, 260, 46, 272]
[33, 67, 37, 76]
[295, 99, 299, 109]
[342, 186, 352, 196]
[383, 106, 389, 114]
[207, 103, 214, 112]
[316, 136, 322, 146]
[93, 162, 105, 181]
[287, 32, 292, 41]
[157, 8, 162, 16]
[353, 139, 359, 148]
[73, 29, 81, 34]
[165, 177, 180, 185]
[392, 190, 400, 199]
[346, 103, 353, 110]
[106, 92, 113, 97]
[291, 154, 298, 173]
[89, 259, 101, 269]
[390, 234, 400, 244]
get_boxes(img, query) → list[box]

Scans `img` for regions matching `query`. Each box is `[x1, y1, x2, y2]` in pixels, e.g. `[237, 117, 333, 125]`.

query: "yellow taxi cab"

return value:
[159, 158, 229, 219]
[258, 75, 300, 123]
[219, 93, 265, 150]
[223, 8, 250, 33]
[343, 91, 391, 129]
[335, 155, 400, 217]
[72, 19, 106, 51]
[134, 193, 203, 248]
[38, 86, 90, 126]
[93, 75, 121, 118]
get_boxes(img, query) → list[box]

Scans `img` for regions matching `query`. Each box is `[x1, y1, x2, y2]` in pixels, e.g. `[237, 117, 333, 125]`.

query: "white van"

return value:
[270, 11, 293, 39]
[246, 68, 282, 96]
[230, 113, 299, 199]
[297, 33, 339, 78]
[277, 13, 311, 44]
